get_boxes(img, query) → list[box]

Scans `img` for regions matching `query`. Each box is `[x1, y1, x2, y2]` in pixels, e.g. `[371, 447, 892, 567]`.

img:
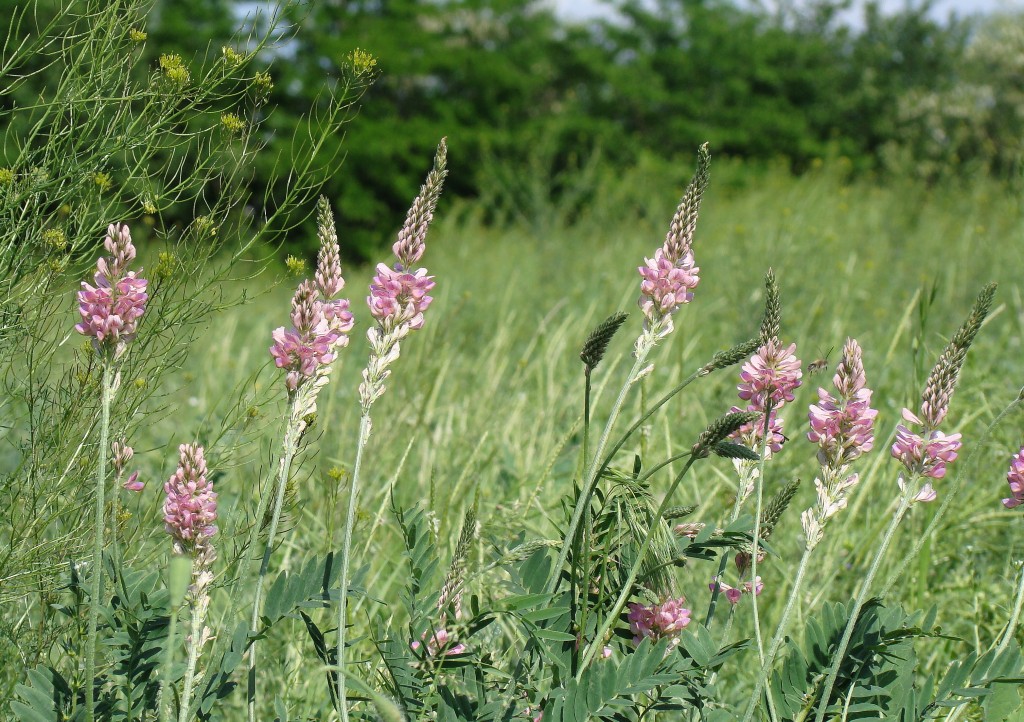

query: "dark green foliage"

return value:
[580, 312, 628, 371]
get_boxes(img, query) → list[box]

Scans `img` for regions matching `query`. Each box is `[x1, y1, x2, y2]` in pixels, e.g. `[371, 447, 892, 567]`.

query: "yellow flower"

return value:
[93, 172, 113, 192]
[129, 28, 147, 42]
[220, 112, 246, 134]
[42, 228, 67, 250]
[222, 46, 245, 68]
[0, 168, 14, 186]
[346, 48, 378, 75]
[159, 54, 190, 86]
[285, 255, 306, 276]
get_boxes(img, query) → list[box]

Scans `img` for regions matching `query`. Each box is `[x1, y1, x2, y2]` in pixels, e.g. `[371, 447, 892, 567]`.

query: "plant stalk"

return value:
[85, 361, 113, 722]
[247, 397, 303, 722]
[336, 412, 372, 722]
[813, 487, 913, 722]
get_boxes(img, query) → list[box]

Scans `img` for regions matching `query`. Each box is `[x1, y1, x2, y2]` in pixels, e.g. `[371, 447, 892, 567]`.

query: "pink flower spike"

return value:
[76, 223, 148, 355]
[367, 264, 435, 330]
[738, 339, 803, 409]
[163, 443, 217, 556]
[1003, 446, 1024, 509]
[627, 596, 691, 645]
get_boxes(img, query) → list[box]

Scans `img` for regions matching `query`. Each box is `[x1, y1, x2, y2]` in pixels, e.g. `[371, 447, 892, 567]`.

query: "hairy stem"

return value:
[813, 488, 913, 722]
[742, 545, 813, 722]
[247, 397, 303, 722]
[336, 412, 372, 722]
[158, 605, 179, 722]
[85, 361, 113, 722]
[179, 598, 205, 722]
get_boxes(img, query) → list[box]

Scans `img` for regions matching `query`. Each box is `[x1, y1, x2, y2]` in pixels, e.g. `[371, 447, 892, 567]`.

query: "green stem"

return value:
[705, 490, 746, 627]
[741, 545, 813, 722]
[545, 349, 652, 595]
[576, 457, 697, 677]
[179, 598, 205, 722]
[247, 397, 303, 722]
[813, 488, 913, 722]
[158, 604, 179, 722]
[336, 412, 372, 722]
[995, 558, 1024, 658]
[85, 361, 113, 722]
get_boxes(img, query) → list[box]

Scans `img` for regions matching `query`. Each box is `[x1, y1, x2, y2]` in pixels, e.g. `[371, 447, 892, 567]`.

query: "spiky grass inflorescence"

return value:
[438, 500, 477, 620]
[760, 269, 781, 345]
[760, 477, 800, 541]
[663, 504, 699, 521]
[580, 311, 628, 370]
[700, 336, 761, 376]
[663, 142, 710, 262]
[919, 282, 996, 427]
[693, 411, 762, 458]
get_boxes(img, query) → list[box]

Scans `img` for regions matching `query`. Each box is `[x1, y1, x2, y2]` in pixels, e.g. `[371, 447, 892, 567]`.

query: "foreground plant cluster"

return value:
[4, 4, 1024, 722]
[8, 131, 1024, 721]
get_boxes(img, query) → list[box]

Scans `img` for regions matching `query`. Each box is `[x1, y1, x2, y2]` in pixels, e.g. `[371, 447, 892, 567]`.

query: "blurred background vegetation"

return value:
[5, 0, 1023, 258]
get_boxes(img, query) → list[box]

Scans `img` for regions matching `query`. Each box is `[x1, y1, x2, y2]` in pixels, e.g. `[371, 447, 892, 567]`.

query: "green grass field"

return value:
[11, 158, 1024, 716]
[114, 158, 1021, 715]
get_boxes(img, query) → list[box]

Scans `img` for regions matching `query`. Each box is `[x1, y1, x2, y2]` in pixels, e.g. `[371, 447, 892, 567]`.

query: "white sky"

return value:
[548, 0, 1024, 23]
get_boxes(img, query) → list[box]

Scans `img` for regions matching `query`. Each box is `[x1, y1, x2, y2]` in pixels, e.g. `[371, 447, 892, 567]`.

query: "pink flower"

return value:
[163, 444, 217, 555]
[729, 405, 786, 454]
[638, 247, 700, 331]
[270, 281, 352, 392]
[627, 596, 691, 645]
[891, 408, 962, 482]
[123, 471, 144, 492]
[75, 223, 148, 354]
[1003, 446, 1024, 509]
[709, 578, 743, 605]
[808, 339, 877, 467]
[738, 340, 803, 409]
[410, 628, 467, 657]
[743, 576, 764, 596]
[367, 264, 435, 330]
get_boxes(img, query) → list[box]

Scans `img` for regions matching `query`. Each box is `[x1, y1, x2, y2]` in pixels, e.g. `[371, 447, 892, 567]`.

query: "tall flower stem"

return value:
[576, 457, 697, 676]
[335, 412, 372, 722]
[813, 488, 913, 722]
[742, 546, 813, 722]
[749, 402, 774, 665]
[247, 397, 302, 722]
[85, 361, 113, 722]
[997, 559, 1024, 657]
[546, 349, 652, 596]
[179, 603, 205, 722]
[158, 603, 179, 722]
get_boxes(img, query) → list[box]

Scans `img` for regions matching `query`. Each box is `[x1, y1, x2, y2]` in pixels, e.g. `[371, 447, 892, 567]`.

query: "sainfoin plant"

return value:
[7, 45, 1024, 722]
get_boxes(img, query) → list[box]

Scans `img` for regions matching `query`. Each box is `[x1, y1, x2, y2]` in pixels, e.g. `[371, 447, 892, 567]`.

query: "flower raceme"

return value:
[738, 339, 803, 409]
[75, 223, 148, 355]
[410, 628, 467, 657]
[1003, 446, 1024, 509]
[891, 408, 961, 503]
[626, 597, 692, 646]
[269, 201, 354, 393]
[163, 443, 217, 557]
[636, 145, 709, 341]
